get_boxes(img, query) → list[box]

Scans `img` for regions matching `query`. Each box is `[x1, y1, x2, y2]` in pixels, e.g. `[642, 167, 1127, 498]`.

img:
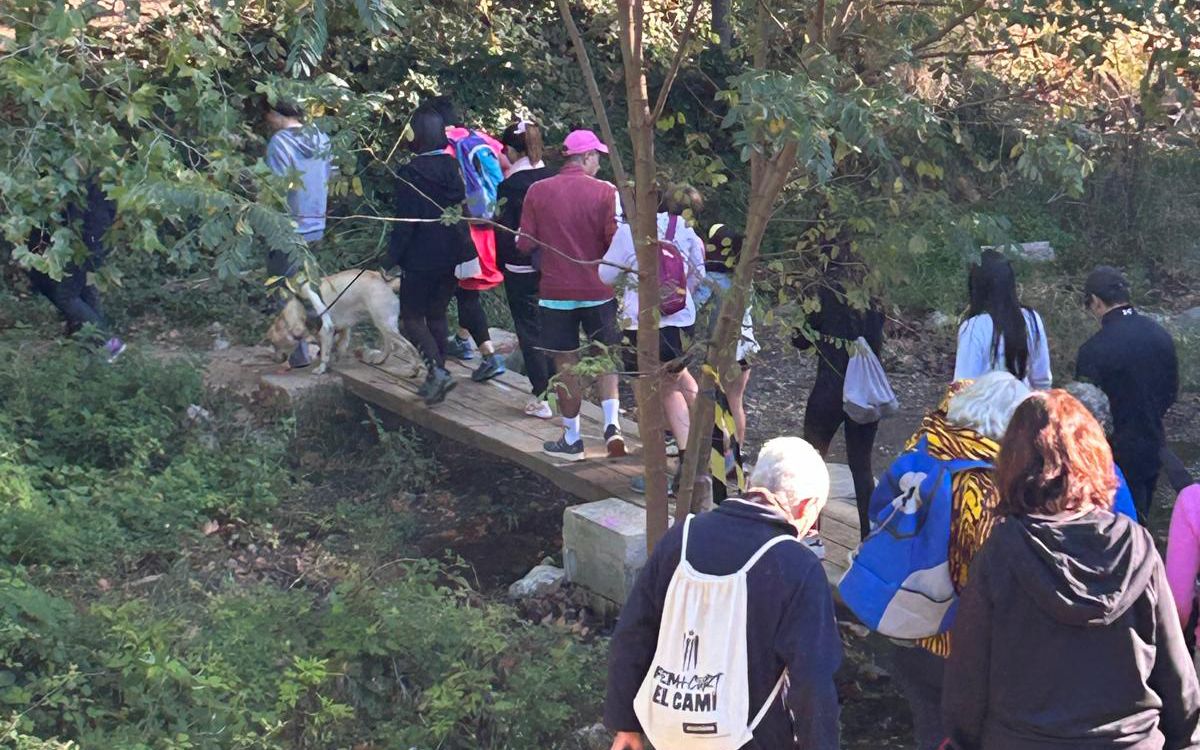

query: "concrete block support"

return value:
[563, 499, 648, 610]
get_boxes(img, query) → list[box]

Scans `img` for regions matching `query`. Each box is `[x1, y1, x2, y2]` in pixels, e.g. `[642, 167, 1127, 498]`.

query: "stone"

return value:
[1175, 307, 1200, 330]
[559, 723, 610, 750]
[213, 337, 231, 351]
[981, 241, 1056, 262]
[926, 310, 955, 330]
[508, 563, 566, 599]
[487, 327, 521, 355]
[563, 499, 648, 609]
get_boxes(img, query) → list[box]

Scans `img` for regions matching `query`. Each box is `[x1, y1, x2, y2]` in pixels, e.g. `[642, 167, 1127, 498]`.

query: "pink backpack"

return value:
[659, 215, 688, 316]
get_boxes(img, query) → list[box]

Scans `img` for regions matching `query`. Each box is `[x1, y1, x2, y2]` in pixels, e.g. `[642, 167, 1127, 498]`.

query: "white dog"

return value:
[266, 269, 421, 376]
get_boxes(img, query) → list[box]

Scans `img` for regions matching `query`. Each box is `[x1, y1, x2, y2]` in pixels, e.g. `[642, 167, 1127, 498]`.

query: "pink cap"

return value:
[563, 129, 609, 156]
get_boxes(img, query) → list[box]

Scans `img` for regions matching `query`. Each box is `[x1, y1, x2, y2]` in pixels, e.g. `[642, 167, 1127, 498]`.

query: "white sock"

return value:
[563, 415, 582, 444]
[602, 399, 620, 428]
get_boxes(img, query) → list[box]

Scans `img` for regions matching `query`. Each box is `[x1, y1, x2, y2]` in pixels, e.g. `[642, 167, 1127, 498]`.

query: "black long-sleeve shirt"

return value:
[605, 499, 842, 749]
[1076, 306, 1178, 482]
[387, 153, 474, 274]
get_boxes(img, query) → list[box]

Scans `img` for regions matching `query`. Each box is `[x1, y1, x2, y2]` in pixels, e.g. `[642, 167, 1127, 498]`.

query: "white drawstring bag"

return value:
[633, 516, 793, 749]
[843, 337, 898, 425]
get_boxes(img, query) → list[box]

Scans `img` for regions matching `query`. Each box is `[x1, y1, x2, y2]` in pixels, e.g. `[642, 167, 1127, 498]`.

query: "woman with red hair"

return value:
[943, 390, 1200, 750]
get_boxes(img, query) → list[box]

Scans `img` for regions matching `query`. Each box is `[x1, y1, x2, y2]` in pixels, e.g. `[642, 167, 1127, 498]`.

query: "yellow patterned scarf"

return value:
[906, 382, 1001, 657]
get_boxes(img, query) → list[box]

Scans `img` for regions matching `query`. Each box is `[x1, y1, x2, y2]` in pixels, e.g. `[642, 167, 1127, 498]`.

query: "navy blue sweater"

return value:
[604, 498, 842, 749]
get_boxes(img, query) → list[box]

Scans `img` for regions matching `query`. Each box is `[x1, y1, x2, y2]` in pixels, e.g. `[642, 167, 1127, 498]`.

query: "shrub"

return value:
[0, 342, 290, 568]
[1, 562, 603, 750]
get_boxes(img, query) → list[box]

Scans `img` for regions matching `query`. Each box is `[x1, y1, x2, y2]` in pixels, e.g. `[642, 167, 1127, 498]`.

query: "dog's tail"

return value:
[380, 267, 403, 293]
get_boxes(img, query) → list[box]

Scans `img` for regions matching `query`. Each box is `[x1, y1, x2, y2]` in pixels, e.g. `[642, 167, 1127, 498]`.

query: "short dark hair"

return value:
[429, 95, 461, 127]
[269, 98, 306, 120]
[659, 183, 704, 216]
[996, 390, 1118, 517]
[1084, 266, 1131, 305]
[410, 104, 448, 153]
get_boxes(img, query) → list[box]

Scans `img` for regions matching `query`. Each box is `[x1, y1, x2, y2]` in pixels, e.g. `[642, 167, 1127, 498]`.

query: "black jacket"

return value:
[792, 282, 885, 388]
[944, 511, 1200, 750]
[1076, 307, 1178, 482]
[495, 165, 553, 271]
[605, 498, 842, 749]
[387, 153, 475, 274]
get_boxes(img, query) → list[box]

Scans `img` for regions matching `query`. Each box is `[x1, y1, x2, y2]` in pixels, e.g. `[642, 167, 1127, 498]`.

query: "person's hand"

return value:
[609, 731, 644, 750]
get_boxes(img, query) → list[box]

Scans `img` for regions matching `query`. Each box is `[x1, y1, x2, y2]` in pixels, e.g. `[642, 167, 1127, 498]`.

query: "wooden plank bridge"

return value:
[338, 356, 862, 582]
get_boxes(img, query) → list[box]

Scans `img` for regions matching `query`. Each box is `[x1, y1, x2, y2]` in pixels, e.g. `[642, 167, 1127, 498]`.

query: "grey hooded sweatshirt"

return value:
[266, 125, 333, 241]
[944, 511, 1200, 749]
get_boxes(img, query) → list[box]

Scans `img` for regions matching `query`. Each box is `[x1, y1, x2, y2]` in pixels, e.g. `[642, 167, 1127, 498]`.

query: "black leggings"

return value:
[455, 287, 491, 346]
[503, 271, 555, 396]
[401, 270, 457, 370]
[803, 374, 879, 539]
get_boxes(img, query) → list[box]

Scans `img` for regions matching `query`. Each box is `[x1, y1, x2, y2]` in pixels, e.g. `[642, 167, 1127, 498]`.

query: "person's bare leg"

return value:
[727, 367, 751, 445]
[677, 368, 698, 409]
[554, 353, 582, 420]
[663, 373, 691, 445]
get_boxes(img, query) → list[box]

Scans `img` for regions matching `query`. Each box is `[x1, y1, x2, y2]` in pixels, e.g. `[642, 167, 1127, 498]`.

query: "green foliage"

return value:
[1, 562, 602, 749]
[0, 341, 289, 567]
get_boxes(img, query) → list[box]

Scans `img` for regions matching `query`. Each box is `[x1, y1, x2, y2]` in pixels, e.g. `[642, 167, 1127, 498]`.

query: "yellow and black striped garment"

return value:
[904, 383, 1001, 658]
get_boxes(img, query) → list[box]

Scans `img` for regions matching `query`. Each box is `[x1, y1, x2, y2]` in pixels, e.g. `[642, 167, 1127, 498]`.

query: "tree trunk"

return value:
[712, 0, 732, 51]
[616, 0, 671, 552]
[674, 142, 799, 518]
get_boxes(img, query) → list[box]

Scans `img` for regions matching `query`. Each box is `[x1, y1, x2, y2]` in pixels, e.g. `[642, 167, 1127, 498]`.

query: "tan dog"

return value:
[265, 270, 421, 376]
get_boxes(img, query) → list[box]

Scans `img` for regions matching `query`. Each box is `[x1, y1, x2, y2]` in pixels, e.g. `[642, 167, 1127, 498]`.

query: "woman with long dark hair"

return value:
[387, 104, 476, 405]
[496, 119, 555, 418]
[943, 390, 1200, 749]
[954, 249, 1051, 388]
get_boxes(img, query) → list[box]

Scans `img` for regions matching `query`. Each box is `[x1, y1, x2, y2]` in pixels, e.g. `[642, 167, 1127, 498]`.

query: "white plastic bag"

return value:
[843, 337, 898, 424]
[454, 256, 481, 280]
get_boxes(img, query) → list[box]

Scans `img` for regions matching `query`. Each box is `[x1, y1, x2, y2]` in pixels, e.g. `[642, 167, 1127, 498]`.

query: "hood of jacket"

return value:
[276, 125, 329, 159]
[402, 153, 466, 206]
[999, 510, 1156, 627]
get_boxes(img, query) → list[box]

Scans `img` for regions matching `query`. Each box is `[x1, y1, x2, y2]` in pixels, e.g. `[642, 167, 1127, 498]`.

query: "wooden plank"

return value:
[338, 356, 864, 585]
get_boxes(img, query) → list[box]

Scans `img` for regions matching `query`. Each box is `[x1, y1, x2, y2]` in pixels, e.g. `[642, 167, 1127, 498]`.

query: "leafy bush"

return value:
[0, 341, 289, 567]
[1, 562, 603, 749]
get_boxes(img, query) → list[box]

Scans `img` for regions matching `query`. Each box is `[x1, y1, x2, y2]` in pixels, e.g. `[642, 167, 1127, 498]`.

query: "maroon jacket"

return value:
[516, 162, 617, 302]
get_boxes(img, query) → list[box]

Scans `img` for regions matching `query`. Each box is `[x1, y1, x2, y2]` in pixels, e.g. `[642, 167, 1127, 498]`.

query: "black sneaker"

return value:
[424, 368, 457, 406]
[471, 353, 507, 382]
[543, 434, 585, 462]
[605, 424, 626, 458]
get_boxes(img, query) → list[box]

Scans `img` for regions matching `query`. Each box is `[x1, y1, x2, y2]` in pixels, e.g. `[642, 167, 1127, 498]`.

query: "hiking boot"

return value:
[423, 368, 456, 406]
[103, 337, 127, 363]
[471, 353, 506, 382]
[524, 399, 553, 420]
[446, 335, 475, 361]
[632, 473, 677, 496]
[543, 433, 585, 462]
[605, 424, 627, 458]
[288, 340, 312, 369]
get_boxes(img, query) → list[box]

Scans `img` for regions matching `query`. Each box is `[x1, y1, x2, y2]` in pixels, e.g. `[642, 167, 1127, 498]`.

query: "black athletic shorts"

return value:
[622, 326, 690, 373]
[539, 299, 621, 353]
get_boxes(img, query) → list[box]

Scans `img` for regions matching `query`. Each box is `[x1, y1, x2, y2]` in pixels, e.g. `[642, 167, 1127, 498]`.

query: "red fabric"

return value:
[516, 163, 618, 302]
[459, 224, 503, 290]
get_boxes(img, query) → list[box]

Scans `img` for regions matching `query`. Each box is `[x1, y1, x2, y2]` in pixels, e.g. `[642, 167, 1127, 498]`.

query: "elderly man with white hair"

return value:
[604, 437, 842, 750]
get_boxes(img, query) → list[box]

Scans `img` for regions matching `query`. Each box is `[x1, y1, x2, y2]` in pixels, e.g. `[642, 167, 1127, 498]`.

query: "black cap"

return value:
[1083, 266, 1130, 305]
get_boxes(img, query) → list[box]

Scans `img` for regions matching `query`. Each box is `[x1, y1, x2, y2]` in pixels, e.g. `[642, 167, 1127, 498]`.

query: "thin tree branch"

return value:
[915, 37, 1038, 60]
[556, 0, 633, 213]
[650, 0, 703, 124]
[809, 0, 827, 46]
[909, 0, 986, 53]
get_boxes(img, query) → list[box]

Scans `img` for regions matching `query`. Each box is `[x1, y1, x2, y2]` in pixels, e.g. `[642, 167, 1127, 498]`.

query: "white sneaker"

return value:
[524, 399, 553, 419]
[801, 532, 826, 560]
